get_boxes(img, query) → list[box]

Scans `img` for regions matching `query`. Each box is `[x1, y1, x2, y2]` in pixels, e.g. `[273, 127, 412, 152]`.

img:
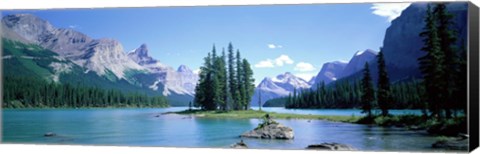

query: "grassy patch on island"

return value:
[169, 109, 361, 123]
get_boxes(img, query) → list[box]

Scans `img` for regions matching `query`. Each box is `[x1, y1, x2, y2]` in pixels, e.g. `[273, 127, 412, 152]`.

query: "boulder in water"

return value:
[306, 142, 355, 151]
[44, 132, 56, 137]
[241, 119, 294, 140]
[230, 140, 248, 149]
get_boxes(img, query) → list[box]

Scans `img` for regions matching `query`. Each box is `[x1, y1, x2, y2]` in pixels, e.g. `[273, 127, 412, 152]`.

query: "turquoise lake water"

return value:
[2, 107, 445, 151]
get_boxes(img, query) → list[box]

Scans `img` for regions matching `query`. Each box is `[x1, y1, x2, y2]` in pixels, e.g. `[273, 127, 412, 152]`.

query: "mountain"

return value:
[126, 44, 199, 96]
[308, 76, 316, 85]
[176, 65, 199, 94]
[1, 14, 146, 82]
[127, 44, 157, 66]
[340, 49, 378, 78]
[250, 72, 311, 106]
[1, 13, 199, 106]
[1, 39, 164, 96]
[313, 61, 347, 85]
[381, 3, 468, 80]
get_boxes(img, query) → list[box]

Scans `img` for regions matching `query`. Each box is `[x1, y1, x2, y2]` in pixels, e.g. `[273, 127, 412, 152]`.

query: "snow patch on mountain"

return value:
[49, 62, 73, 82]
[251, 72, 311, 106]
[340, 49, 378, 78]
[312, 60, 347, 85]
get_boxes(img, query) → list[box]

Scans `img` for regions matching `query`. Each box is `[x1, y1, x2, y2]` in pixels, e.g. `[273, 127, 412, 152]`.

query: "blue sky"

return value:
[3, 3, 410, 85]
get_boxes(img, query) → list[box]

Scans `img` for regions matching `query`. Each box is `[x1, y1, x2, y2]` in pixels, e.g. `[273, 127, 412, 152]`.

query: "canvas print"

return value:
[1, 2, 471, 152]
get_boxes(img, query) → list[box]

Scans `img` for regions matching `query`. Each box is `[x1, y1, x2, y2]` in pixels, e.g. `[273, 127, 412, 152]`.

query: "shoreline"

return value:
[166, 109, 362, 123]
[166, 109, 466, 136]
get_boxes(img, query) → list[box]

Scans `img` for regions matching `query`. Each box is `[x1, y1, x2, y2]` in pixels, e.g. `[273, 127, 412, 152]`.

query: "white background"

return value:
[0, 0, 478, 154]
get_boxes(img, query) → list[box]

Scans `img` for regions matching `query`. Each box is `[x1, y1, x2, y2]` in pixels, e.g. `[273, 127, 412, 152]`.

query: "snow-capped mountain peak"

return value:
[251, 72, 312, 106]
[340, 49, 378, 78]
[355, 49, 377, 56]
[177, 65, 192, 73]
[312, 60, 348, 85]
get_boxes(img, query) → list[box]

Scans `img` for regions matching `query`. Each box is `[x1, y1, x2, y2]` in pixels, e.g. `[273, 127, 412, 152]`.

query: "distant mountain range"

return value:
[1, 14, 198, 106]
[251, 49, 378, 106]
[253, 3, 467, 106]
[250, 72, 311, 106]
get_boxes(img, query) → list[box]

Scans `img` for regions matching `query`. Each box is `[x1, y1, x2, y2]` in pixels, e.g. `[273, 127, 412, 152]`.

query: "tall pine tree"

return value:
[376, 49, 391, 116]
[418, 4, 446, 119]
[361, 62, 374, 117]
[434, 3, 459, 118]
[236, 50, 244, 110]
[227, 43, 238, 110]
[217, 48, 229, 110]
[242, 59, 255, 110]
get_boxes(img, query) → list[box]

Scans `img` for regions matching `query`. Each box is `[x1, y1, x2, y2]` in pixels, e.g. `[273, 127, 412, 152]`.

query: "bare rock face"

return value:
[1, 14, 145, 81]
[127, 44, 199, 96]
[241, 120, 294, 140]
[306, 143, 355, 151]
[381, 3, 467, 80]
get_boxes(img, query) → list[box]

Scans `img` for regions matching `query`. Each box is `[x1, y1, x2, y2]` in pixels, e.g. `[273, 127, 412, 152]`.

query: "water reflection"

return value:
[2, 107, 444, 151]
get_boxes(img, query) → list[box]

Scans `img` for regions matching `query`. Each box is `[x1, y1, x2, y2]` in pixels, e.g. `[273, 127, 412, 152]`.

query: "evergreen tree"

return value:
[210, 46, 220, 109]
[236, 50, 245, 110]
[456, 43, 467, 115]
[193, 43, 255, 111]
[3, 76, 168, 108]
[434, 3, 459, 118]
[361, 62, 374, 117]
[227, 43, 238, 110]
[242, 59, 255, 110]
[376, 49, 391, 116]
[217, 48, 229, 110]
[194, 52, 217, 110]
[418, 4, 446, 119]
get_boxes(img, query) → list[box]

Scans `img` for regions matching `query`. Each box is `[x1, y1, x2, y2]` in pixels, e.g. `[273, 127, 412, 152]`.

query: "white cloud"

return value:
[267, 44, 283, 49]
[295, 73, 316, 81]
[294, 62, 316, 72]
[371, 3, 411, 22]
[274, 54, 294, 66]
[254, 59, 275, 68]
[254, 54, 294, 68]
[193, 68, 201, 74]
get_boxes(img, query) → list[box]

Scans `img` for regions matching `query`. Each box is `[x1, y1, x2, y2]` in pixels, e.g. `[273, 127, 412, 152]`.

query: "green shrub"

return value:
[427, 118, 467, 136]
[374, 116, 400, 126]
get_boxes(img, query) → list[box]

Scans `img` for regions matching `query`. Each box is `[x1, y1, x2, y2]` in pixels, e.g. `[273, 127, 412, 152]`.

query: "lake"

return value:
[2, 107, 443, 152]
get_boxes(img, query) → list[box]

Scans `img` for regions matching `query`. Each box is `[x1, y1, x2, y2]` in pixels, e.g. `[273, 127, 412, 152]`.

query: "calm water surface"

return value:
[2, 107, 444, 152]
